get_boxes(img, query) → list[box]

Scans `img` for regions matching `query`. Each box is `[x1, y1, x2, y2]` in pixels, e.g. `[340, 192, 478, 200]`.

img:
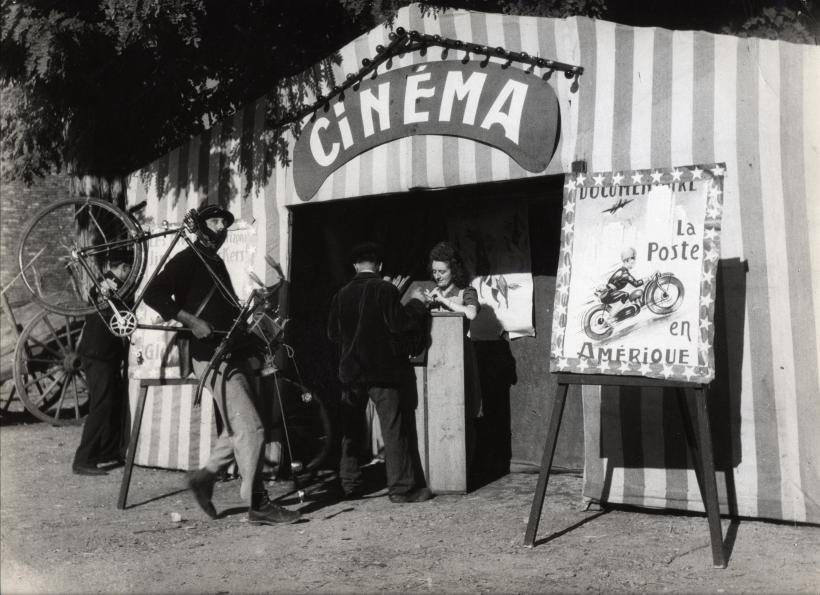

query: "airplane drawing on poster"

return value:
[550, 164, 725, 383]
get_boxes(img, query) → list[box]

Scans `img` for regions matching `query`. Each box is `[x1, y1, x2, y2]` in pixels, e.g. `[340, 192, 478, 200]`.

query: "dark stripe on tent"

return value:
[780, 43, 820, 522]
[470, 11, 493, 184]
[692, 35, 714, 164]
[611, 25, 634, 171]
[576, 18, 597, 169]
[651, 28, 673, 169]
[735, 39, 782, 520]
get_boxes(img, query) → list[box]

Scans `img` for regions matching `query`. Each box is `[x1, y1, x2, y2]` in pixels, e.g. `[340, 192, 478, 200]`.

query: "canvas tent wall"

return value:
[126, 5, 820, 523]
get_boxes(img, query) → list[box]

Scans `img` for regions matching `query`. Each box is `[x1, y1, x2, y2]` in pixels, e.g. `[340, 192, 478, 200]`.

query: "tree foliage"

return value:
[0, 0, 364, 183]
[727, 5, 818, 44]
[1, 0, 816, 186]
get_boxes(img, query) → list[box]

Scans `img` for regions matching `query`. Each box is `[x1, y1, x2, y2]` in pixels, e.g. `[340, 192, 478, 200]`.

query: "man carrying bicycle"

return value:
[144, 203, 300, 525]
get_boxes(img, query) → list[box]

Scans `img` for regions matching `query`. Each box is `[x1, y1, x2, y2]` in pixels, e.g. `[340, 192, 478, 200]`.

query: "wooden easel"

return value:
[117, 377, 200, 509]
[524, 373, 727, 568]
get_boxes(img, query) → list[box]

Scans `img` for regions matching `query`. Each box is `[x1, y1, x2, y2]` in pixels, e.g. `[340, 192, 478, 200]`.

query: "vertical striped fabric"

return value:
[126, 6, 820, 522]
[129, 383, 216, 470]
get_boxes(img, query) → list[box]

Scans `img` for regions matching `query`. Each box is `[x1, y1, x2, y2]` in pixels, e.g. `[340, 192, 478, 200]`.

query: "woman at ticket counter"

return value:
[423, 242, 483, 479]
[424, 242, 479, 322]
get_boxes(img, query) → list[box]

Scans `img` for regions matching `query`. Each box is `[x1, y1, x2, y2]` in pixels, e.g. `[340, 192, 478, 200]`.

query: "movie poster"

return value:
[550, 164, 724, 383]
[450, 203, 535, 340]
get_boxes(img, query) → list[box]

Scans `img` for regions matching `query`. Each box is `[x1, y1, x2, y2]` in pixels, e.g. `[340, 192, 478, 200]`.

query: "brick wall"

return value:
[0, 174, 72, 306]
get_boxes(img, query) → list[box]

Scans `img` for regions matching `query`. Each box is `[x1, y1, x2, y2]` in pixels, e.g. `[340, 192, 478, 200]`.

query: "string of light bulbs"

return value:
[271, 26, 584, 127]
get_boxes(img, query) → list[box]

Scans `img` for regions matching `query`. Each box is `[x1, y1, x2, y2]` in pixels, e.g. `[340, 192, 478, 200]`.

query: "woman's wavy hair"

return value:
[428, 241, 469, 289]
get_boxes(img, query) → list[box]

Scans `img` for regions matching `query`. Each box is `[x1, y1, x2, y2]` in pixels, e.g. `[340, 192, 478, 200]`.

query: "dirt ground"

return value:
[2, 405, 819, 595]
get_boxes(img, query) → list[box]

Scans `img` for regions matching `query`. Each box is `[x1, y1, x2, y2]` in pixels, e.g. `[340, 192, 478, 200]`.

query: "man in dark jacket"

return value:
[144, 203, 300, 525]
[327, 242, 432, 503]
[72, 252, 132, 476]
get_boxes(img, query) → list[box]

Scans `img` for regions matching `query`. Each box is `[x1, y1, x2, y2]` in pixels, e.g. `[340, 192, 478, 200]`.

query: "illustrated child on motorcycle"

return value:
[597, 246, 644, 325]
[584, 246, 685, 340]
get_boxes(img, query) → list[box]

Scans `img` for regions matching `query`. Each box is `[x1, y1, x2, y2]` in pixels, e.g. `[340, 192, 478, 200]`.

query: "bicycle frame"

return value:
[76, 220, 239, 337]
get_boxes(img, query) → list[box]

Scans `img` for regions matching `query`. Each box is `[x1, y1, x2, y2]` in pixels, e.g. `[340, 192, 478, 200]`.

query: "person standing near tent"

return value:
[144, 203, 300, 525]
[422, 241, 483, 477]
[72, 251, 132, 476]
[327, 241, 433, 503]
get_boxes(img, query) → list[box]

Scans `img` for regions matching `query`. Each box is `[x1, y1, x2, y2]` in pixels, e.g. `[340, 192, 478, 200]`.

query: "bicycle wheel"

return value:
[14, 309, 89, 425]
[18, 198, 146, 316]
[266, 376, 333, 480]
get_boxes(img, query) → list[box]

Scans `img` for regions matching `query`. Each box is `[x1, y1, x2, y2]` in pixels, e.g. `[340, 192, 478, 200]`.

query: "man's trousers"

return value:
[339, 384, 419, 496]
[193, 358, 265, 506]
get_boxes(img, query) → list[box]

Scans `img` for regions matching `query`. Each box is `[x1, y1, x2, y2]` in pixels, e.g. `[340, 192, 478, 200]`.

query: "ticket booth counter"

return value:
[413, 311, 468, 494]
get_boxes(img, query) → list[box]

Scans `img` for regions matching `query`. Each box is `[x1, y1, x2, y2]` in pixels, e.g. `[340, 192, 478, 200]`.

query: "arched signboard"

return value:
[293, 60, 561, 200]
[549, 164, 725, 384]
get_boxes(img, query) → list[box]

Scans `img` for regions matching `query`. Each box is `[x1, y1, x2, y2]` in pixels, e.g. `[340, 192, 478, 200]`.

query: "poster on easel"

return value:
[549, 164, 725, 384]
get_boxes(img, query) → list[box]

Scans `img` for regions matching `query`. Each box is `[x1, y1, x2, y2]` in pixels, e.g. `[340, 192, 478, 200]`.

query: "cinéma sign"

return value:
[293, 60, 561, 199]
[549, 164, 725, 383]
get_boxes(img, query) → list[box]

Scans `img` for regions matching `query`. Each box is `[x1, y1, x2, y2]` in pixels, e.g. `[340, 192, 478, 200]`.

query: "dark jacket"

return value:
[143, 245, 240, 361]
[78, 309, 127, 362]
[327, 271, 427, 386]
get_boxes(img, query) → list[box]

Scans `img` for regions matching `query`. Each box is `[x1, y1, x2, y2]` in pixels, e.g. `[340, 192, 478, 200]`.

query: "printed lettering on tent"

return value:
[550, 164, 725, 383]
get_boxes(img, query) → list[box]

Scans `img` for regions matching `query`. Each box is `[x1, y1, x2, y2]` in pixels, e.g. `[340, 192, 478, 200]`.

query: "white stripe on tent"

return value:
[805, 46, 820, 400]
[251, 100, 268, 282]
[556, 18, 581, 174]
[187, 135, 202, 211]
[485, 13, 513, 183]
[228, 111, 244, 222]
[198, 388, 213, 467]
[157, 384, 173, 468]
[670, 31, 693, 167]
[454, 14, 478, 188]
[422, 16, 446, 190]
[714, 34, 759, 516]
[713, 36, 742, 258]
[630, 28, 654, 170]
[394, 18, 414, 195]
[207, 122, 221, 205]
[641, 396, 667, 509]
[138, 391, 155, 464]
[177, 386, 193, 468]
[670, 29, 700, 510]
[758, 39, 805, 521]
[275, 137, 291, 272]
[592, 20, 615, 172]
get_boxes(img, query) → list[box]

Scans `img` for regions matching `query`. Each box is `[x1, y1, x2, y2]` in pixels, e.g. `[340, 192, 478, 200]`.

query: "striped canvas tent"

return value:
[127, 5, 820, 522]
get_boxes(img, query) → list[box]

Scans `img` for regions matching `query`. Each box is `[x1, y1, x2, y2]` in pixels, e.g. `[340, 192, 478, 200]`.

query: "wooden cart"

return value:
[1, 292, 88, 425]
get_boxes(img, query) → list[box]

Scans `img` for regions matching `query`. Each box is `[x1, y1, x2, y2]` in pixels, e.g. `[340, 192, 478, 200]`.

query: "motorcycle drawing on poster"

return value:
[550, 164, 725, 383]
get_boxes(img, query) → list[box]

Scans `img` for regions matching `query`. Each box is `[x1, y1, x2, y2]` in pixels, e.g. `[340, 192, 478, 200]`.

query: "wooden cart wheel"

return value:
[13, 309, 89, 425]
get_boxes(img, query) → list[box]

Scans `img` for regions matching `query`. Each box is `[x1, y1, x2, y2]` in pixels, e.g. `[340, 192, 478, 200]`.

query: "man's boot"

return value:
[186, 468, 218, 519]
[248, 492, 301, 525]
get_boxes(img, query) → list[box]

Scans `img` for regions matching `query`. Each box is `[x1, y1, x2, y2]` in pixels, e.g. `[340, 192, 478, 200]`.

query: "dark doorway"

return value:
[287, 175, 577, 477]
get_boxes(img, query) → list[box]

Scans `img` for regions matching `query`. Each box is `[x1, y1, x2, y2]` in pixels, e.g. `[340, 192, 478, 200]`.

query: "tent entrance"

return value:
[287, 174, 585, 475]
